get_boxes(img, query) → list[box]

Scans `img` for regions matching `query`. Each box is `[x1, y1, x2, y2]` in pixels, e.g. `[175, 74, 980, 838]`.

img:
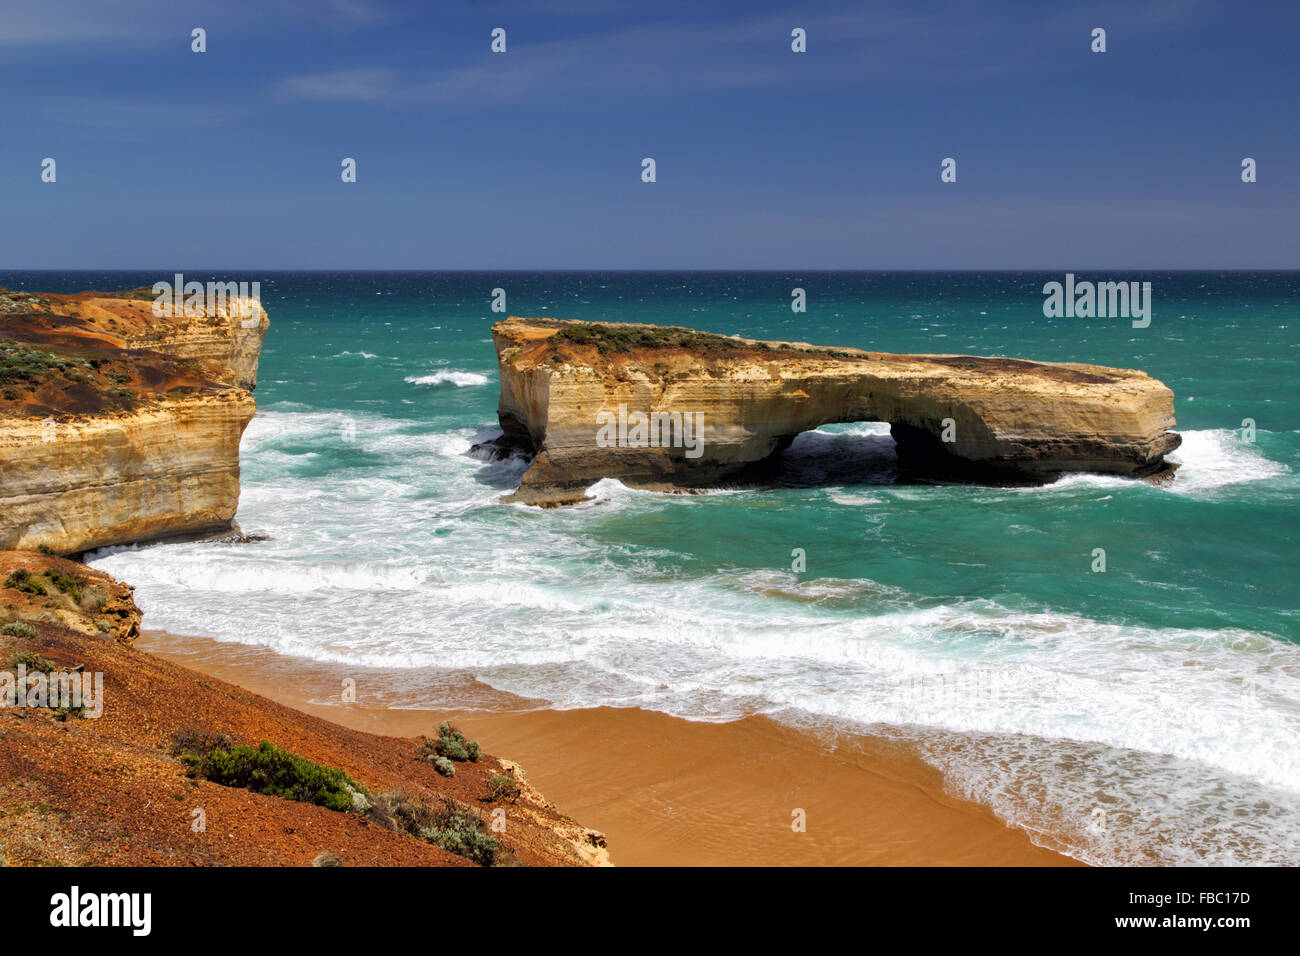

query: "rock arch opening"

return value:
[761, 422, 899, 489]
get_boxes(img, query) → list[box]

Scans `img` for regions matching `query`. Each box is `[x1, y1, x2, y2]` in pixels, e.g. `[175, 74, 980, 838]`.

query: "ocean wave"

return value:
[914, 729, 1300, 866]
[810, 422, 894, 438]
[404, 370, 490, 387]
[1009, 428, 1290, 496]
[826, 490, 885, 506]
[720, 568, 907, 606]
[92, 553, 446, 594]
[1164, 428, 1289, 494]
[93, 527, 1300, 806]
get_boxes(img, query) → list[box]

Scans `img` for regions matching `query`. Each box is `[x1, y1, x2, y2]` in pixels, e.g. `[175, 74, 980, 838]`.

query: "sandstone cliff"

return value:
[0, 287, 266, 553]
[486, 317, 1181, 506]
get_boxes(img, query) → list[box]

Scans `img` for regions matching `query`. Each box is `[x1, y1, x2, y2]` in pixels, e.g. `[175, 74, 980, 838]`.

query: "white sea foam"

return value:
[1164, 428, 1289, 494]
[1015, 428, 1290, 496]
[813, 421, 894, 438]
[910, 729, 1300, 866]
[405, 370, 490, 387]
[827, 491, 884, 506]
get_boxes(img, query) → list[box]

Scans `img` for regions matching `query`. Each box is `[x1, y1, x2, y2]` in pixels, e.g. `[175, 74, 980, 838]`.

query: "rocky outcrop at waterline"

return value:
[482, 317, 1181, 506]
[0, 287, 267, 553]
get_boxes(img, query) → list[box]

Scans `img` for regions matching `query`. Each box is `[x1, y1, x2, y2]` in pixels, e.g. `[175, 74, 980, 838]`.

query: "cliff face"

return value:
[488, 318, 1181, 506]
[118, 304, 269, 392]
[0, 392, 255, 553]
[0, 288, 266, 553]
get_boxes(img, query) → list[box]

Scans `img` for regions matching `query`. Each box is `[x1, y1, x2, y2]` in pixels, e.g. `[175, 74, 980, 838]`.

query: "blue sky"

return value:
[1, 0, 1296, 269]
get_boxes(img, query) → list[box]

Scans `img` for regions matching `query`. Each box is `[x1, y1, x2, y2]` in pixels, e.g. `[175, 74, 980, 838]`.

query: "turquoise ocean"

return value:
[7, 270, 1297, 865]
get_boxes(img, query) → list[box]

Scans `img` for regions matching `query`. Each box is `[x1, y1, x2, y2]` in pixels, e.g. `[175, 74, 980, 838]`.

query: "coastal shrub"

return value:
[1, 655, 84, 717]
[0, 341, 75, 387]
[105, 286, 159, 302]
[347, 784, 371, 814]
[47, 571, 82, 602]
[364, 785, 444, 837]
[11, 650, 54, 672]
[1, 621, 37, 639]
[433, 756, 455, 778]
[555, 323, 745, 356]
[420, 807, 499, 867]
[365, 790, 501, 867]
[485, 774, 520, 804]
[79, 586, 108, 614]
[3, 569, 46, 596]
[424, 722, 480, 762]
[51, 704, 85, 722]
[364, 787, 440, 835]
[180, 739, 362, 813]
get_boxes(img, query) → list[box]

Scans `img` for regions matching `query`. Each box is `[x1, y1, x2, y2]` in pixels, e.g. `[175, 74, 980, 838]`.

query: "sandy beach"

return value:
[138, 629, 1077, 867]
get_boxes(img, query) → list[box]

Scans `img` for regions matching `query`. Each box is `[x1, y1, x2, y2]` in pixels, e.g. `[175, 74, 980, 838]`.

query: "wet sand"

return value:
[138, 629, 1078, 867]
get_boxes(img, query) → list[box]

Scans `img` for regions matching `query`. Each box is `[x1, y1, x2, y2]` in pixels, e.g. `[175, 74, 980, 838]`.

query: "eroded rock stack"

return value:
[0, 288, 268, 553]
[485, 317, 1180, 506]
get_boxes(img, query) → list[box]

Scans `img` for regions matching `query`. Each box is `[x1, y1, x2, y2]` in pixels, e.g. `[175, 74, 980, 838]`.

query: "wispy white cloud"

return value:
[274, 67, 400, 102]
[269, 0, 1225, 108]
[271, 11, 920, 105]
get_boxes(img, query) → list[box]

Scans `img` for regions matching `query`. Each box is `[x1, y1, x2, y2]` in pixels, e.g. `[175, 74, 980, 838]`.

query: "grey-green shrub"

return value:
[424, 722, 480, 763]
[421, 810, 499, 867]
[485, 774, 520, 803]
